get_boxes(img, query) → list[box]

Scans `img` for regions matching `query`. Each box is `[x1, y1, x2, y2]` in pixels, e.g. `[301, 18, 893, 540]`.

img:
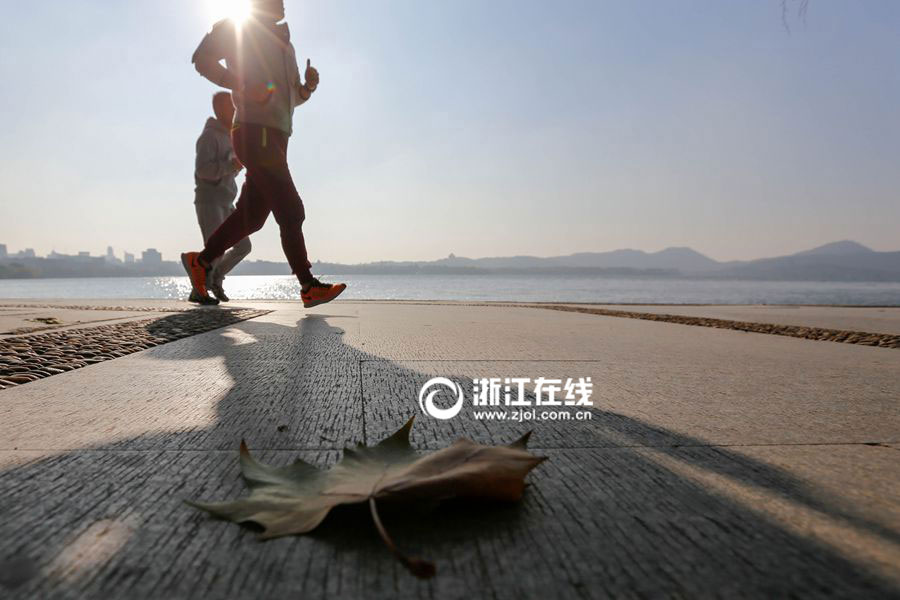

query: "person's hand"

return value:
[243, 81, 272, 104]
[232, 157, 243, 172]
[304, 59, 319, 90]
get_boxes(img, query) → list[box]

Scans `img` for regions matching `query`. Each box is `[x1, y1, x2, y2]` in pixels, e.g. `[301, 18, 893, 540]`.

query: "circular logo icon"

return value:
[418, 377, 465, 420]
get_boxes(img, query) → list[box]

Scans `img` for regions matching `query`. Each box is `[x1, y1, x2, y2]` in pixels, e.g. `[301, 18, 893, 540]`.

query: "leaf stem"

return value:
[368, 497, 436, 579]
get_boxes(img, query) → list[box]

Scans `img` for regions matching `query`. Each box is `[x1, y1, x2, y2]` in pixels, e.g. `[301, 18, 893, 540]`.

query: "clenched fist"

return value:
[305, 58, 319, 90]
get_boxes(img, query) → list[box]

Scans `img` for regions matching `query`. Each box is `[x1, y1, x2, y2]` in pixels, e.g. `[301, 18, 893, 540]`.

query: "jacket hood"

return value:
[204, 117, 230, 133]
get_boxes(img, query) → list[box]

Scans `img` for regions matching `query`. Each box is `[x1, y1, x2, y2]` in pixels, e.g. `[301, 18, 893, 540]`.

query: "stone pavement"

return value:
[0, 301, 898, 598]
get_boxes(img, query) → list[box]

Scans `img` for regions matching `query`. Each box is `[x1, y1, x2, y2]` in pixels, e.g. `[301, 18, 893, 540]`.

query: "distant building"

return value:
[141, 248, 162, 264]
[105, 246, 121, 264]
[124, 252, 135, 264]
[46, 250, 104, 267]
[0, 244, 7, 259]
[17, 248, 36, 258]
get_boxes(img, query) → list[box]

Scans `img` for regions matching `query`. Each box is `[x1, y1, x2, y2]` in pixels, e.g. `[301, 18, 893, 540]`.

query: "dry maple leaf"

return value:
[187, 417, 546, 578]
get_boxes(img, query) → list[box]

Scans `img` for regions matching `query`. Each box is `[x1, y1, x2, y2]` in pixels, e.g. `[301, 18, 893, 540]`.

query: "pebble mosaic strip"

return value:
[528, 304, 900, 349]
[0, 308, 271, 389]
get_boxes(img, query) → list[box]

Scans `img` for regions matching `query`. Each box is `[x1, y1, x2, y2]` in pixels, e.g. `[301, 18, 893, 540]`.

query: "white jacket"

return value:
[194, 118, 238, 205]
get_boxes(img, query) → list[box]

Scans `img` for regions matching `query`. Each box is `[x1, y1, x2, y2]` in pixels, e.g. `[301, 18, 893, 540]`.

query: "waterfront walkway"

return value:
[0, 301, 898, 598]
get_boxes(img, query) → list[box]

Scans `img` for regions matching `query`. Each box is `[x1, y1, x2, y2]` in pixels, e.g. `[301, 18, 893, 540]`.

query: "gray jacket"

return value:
[192, 19, 305, 136]
[194, 117, 238, 205]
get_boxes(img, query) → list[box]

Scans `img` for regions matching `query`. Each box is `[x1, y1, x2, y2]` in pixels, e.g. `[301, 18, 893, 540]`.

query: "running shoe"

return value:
[301, 278, 347, 308]
[209, 281, 230, 302]
[181, 252, 218, 304]
[188, 289, 219, 305]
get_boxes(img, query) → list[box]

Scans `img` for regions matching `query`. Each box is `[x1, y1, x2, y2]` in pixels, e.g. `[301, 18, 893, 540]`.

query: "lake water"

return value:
[0, 275, 898, 305]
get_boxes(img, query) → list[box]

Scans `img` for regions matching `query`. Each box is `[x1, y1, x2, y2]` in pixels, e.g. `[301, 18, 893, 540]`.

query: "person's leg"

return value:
[271, 173, 313, 285]
[199, 187, 264, 268]
[185, 201, 229, 302]
[254, 129, 345, 307]
[198, 125, 270, 268]
[246, 128, 314, 284]
[211, 204, 252, 282]
[195, 201, 228, 281]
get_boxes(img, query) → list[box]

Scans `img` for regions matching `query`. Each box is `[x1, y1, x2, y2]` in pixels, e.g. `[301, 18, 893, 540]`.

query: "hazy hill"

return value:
[393, 241, 898, 281]
[792, 240, 875, 256]
[430, 247, 721, 272]
[713, 242, 900, 281]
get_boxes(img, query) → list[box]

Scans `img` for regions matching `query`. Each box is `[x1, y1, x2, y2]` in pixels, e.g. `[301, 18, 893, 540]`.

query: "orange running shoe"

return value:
[301, 278, 347, 308]
[181, 252, 216, 303]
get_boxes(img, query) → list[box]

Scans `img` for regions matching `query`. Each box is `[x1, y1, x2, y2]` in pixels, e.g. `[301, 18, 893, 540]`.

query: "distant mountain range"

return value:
[709, 241, 900, 281]
[427, 246, 722, 272]
[228, 240, 899, 282]
[2, 240, 898, 281]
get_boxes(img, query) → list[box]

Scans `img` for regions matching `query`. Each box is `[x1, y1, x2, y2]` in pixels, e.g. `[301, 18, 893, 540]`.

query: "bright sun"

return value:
[210, 0, 252, 24]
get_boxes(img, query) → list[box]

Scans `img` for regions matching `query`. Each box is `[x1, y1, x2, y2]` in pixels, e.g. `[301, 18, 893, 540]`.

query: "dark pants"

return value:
[199, 123, 313, 283]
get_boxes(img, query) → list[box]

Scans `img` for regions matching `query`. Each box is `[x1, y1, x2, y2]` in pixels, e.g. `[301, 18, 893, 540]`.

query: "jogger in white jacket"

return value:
[193, 92, 251, 302]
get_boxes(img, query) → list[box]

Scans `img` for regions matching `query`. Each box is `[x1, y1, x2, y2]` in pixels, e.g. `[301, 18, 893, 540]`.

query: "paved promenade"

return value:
[0, 301, 898, 598]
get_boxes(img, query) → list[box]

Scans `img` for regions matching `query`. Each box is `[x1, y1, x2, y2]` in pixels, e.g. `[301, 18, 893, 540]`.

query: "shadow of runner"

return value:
[0, 312, 896, 598]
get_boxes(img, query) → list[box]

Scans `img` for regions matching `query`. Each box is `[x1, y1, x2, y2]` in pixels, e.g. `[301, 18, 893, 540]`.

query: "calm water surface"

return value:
[0, 275, 898, 305]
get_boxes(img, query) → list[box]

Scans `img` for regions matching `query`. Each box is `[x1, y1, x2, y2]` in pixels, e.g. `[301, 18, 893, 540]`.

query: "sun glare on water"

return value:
[209, 0, 252, 25]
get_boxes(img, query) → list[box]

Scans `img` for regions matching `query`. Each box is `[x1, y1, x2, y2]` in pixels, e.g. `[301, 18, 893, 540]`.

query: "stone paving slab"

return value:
[348, 301, 900, 358]
[363, 360, 602, 449]
[0, 313, 361, 452]
[336, 300, 900, 336]
[360, 357, 899, 450]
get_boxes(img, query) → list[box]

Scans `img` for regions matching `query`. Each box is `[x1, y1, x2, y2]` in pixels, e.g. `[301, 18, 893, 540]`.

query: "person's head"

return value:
[212, 92, 235, 125]
[251, 0, 285, 22]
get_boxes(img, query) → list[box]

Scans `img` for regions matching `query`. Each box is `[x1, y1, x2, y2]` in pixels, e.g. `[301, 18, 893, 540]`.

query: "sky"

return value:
[0, 0, 898, 264]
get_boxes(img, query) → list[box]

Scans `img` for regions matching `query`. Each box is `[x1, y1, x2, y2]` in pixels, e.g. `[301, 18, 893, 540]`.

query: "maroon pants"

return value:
[200, 123, 313, 283]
